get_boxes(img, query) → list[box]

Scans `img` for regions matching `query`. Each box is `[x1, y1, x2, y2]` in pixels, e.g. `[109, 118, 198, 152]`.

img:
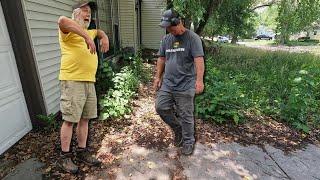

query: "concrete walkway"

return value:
[3, 140, 320, 180]
[84, 142, 320, 180]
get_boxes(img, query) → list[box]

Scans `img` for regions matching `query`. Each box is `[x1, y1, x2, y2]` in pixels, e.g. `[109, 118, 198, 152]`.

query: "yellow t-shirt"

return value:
[58, 29, 98, 82]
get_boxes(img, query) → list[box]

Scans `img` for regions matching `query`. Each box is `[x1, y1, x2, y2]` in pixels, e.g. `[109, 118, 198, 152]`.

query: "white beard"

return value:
[75, 17, 90, 29]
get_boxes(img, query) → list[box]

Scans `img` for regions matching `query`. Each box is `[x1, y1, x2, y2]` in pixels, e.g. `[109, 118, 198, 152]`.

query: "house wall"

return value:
[23, 0, 77, 114]
[118, 0, 136, 49]
[97, 0, 113, 44]
[141, 0, 166, 49]
[22, 0, 166, 114]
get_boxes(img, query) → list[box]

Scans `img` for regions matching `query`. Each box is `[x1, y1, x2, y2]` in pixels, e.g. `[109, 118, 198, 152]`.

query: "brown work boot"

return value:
[57, 152, 78, 174]
[76, 148, 101, 166]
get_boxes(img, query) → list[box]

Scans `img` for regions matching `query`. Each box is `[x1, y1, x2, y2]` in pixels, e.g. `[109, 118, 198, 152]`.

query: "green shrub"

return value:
[195, 63, 246, 124]
[36, 113, 58, 131]
[96, 60, 114, 96]
[99, 66, 139, 120]
[199, 45, 320, 132]
[280, 67, 320, 132]
[98, 51, 152, 120]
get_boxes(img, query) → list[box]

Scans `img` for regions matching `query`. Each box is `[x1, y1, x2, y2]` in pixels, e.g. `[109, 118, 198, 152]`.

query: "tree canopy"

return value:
[166, 0, 320, 44]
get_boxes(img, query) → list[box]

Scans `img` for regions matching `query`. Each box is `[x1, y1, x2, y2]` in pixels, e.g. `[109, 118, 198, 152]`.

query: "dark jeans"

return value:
[155, 89, 196, 145]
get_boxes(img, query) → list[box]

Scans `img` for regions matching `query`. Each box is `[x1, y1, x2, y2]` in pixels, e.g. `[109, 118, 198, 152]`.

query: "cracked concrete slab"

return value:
[265, 144, 320, 180]
[180, 143, 288, 180]
[3, 158, 44, 180]
[91, 143, 291, 180]
[114, 145, 176, 180]
[7, 143, 319, 180]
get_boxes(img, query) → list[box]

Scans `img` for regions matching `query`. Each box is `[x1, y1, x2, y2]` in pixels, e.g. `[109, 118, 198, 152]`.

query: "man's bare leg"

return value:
[60, 121, 74, 152]
[76, 118, 89, 148]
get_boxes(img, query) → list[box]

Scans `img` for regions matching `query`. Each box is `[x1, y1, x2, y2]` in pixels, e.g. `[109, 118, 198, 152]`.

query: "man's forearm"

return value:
[58, 16, 89, 40]
[97, 29, 108, 40]
[194, 57, 204, 82]
[155, 57, 165, 79]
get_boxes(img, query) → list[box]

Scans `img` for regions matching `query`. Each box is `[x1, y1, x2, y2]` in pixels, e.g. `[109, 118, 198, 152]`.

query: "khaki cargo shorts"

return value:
[60, 80, 97, 123]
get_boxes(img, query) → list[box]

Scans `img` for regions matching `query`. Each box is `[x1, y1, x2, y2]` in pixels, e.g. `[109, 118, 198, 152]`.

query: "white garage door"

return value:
[0, 3, 32, 155]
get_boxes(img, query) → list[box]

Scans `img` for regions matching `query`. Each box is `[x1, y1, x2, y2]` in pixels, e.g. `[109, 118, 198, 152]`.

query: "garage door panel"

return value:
[0, 17, 9, 46]
[0, 97, 30, 145]
[0, 49, 21, 93]
[0, 3, 32, 155]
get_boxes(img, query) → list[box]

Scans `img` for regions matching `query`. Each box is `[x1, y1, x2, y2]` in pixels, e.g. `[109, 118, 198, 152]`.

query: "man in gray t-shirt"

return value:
[154, 9, 205, 155]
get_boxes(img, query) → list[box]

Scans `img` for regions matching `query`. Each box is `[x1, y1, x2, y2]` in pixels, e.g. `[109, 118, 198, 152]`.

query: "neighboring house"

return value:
[292, 29, 320, 41]
[0, 0, 165, 154]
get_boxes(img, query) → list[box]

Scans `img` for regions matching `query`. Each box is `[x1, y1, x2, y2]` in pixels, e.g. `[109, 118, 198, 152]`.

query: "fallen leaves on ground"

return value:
[1, 64, 319, 179]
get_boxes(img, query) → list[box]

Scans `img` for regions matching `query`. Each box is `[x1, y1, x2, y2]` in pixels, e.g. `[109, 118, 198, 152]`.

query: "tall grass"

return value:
[196, 45, 320, 132]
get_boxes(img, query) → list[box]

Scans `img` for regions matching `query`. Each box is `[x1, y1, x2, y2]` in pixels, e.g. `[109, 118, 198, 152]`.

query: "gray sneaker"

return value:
[58, 152, 78, 174]
[181, 144, 194, 155]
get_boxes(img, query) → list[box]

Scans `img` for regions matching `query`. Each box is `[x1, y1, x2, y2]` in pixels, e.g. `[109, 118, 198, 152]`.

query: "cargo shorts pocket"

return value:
[60, 95, 72, 115]
[60, 81, 73, 115]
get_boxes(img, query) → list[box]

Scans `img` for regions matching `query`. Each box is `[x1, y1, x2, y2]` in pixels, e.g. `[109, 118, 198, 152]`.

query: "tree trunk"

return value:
[184, 18, 192, 29]
[231, 36, 238, 44]
[195, 0, 222, 35]
[166, 0, 173, 9]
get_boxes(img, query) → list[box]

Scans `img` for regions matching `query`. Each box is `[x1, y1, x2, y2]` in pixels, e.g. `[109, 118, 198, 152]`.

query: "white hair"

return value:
[72, 8, 81, 20]
[71, 8, 90, 29]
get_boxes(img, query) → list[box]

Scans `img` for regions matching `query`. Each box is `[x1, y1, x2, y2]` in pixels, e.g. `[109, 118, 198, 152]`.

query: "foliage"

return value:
[95, 60, 114, 96]
[99, 66, 139, 120]
[171, 0, 206, 25]
[203, 0, 257, 42]
[195, 58, 246, 124]
[98, 52, 152, 120]
[197, 45, 320, 132]
[254, 5, 278, 31]
[276, 0, 320, 44]
[36, 113, 58, 131]
[129, 50, 153, 84]
[280, 68, 320, 132]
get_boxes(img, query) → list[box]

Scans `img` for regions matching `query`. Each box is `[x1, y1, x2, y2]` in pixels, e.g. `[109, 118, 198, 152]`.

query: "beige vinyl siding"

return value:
[134, 3, 138, 51]
[23, 0, 76, 114]
[112, 0, 119, 25]
[97, 0, 113, 43]
[141, 0, 166, 49]
[118, 0, 135, 48]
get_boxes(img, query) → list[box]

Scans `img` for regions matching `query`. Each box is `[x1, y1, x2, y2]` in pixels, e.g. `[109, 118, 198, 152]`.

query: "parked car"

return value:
[255, 34, 272, 40]
[217, 36, 229, 43]
[297, 36, 311, 42]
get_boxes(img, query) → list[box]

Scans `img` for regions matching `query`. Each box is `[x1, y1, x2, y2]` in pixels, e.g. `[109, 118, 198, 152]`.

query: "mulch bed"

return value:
[0, 83, 319, 179]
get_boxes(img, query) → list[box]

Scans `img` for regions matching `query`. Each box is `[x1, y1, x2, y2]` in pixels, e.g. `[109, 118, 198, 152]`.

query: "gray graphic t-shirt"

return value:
[159, 29, 204, 91]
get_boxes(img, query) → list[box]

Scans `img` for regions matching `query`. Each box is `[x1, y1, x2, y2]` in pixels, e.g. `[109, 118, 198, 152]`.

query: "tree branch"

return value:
[251, 0, 278, 11]
[195, 0, 223, 35]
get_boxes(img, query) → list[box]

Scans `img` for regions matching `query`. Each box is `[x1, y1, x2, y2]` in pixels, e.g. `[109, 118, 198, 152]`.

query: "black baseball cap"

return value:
[159, 9, 179, 28]
[72, 1, 97, 11]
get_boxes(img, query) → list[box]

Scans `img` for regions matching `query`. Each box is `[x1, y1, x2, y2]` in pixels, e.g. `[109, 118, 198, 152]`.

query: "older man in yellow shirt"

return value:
[57, 1, 109, 173]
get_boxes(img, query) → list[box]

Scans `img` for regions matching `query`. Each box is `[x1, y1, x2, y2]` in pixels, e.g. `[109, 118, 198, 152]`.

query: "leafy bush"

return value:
[95, 60, 114, 96]
[36, 113, 58, 131]
[98, 51, 152, 120]
[196, 58, 246, 124]
[130, 50, 153, 84]
[280, 68, 320, 132]
[198, 45, 320, 132]
[99, 66, 139, 120]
